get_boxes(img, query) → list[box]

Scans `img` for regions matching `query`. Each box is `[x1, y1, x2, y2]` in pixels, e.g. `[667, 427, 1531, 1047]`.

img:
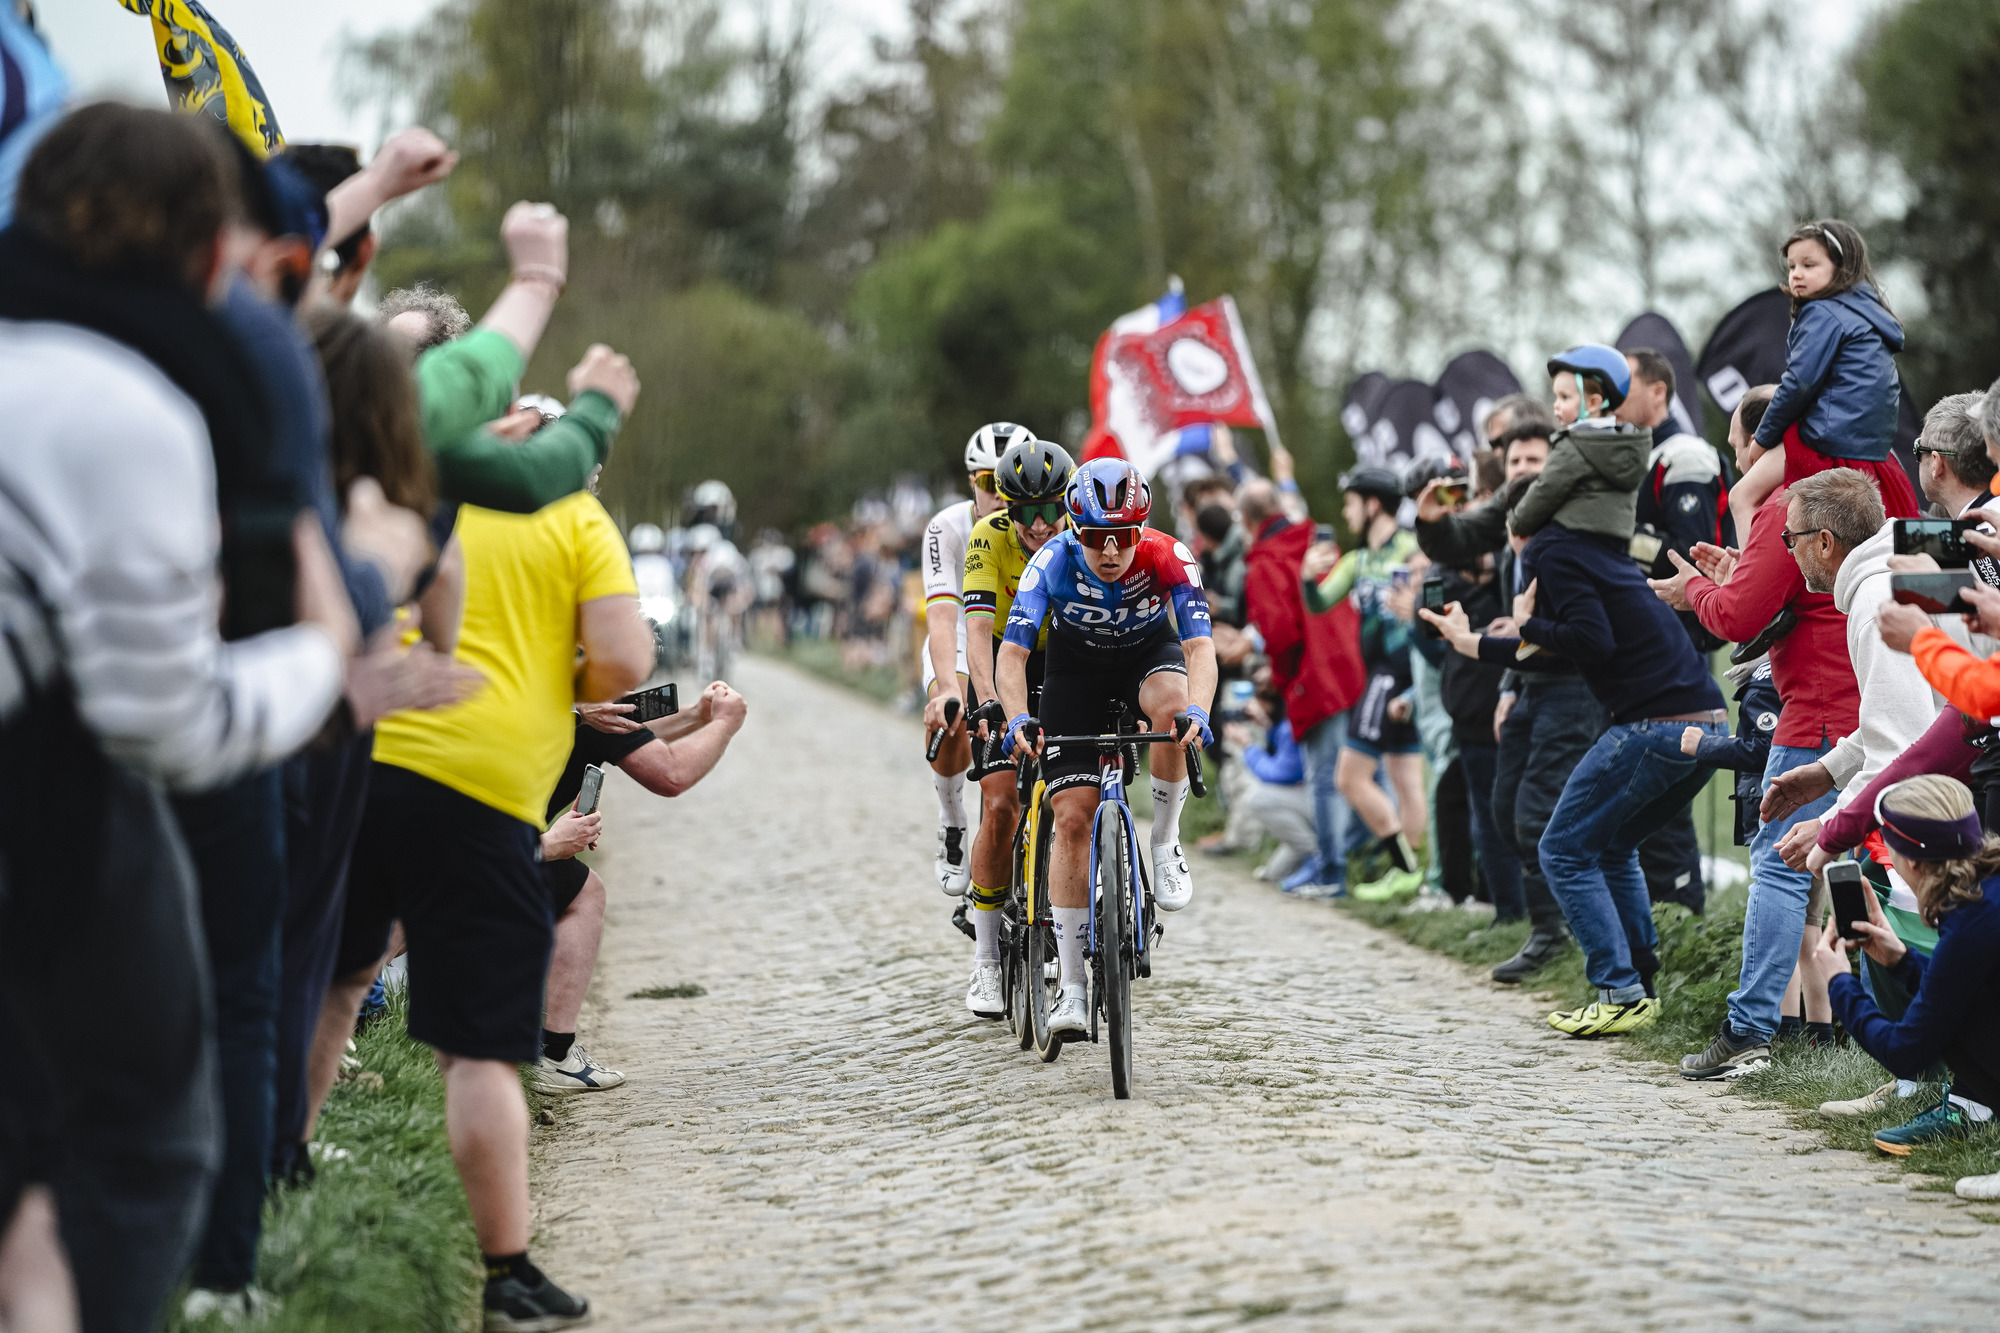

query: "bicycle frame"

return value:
[1085, 747, 1148, 962]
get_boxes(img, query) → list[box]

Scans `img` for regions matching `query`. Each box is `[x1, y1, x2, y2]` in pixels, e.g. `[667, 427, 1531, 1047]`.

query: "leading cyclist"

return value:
[996, 457, 1217, 1037]
[920, 422, 1026, 895]
[958, 436, 1074, 1018]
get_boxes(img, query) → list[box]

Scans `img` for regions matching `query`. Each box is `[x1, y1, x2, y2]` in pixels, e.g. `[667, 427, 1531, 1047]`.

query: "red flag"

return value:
[1082, 295, 1279, 476]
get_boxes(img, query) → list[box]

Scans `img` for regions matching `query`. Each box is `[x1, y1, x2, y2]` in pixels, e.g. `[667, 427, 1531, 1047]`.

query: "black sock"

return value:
[1805, 1021, 1836, 1048]
[542, 1029, 575, 1062]
[1777, 1015, 1803, 1042]
[484, 1251, 541, 1287]
[1378, 835, 1412, 874]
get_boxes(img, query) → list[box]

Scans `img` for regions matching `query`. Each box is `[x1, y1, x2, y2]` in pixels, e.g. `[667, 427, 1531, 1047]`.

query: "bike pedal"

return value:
[949, 900, 974, 940]
[1135, 955, 1151, 979]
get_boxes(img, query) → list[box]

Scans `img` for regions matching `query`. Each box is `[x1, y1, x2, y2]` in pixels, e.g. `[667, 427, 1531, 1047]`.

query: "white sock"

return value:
[971, 904, 1001, 965]
[1949, 1093, 1995, 1122]
[1053, 906, 1090, 989]
[1150, 776, 1189, 850]
[934, 768, 967, 828]
[1897, 1079, 1924, 1099]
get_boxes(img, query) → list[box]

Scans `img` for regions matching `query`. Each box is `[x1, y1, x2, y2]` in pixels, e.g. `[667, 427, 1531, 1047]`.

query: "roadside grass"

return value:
[775, 637, 904, 705]
[172, 989, 481, 1332]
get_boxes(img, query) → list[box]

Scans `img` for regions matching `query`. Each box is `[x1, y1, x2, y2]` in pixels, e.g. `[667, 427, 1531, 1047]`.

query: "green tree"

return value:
[1859, 0, 2000, 401]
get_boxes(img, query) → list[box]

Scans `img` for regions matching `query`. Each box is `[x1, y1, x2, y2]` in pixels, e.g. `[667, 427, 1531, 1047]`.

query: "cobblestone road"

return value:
[534, 658, 2000, 1331]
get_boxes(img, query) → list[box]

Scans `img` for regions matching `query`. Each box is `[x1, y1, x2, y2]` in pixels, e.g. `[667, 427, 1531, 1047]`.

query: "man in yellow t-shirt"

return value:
[330, 475, 653, 1325]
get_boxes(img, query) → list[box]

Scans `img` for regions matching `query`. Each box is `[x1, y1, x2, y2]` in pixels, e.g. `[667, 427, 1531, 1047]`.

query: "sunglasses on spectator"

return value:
[1009, 501, 1067, 528]
[1075, 525, 1142, 551]
[1779, 527, 1826, 550]
[970, 470, 998, 493]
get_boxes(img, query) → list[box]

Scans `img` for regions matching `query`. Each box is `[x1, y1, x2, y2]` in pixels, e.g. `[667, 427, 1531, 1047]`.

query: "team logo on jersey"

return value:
[1677, 493, 1702, 514]
[1755, 711, 1777, 732]
[1019, 563, 1041, 593]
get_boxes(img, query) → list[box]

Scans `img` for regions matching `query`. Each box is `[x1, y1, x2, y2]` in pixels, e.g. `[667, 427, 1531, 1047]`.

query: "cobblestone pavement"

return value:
[534, 658, 2000, 1331]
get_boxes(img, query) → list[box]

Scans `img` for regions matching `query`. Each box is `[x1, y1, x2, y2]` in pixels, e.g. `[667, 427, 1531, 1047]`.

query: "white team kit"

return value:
[918, 498, 974, 690]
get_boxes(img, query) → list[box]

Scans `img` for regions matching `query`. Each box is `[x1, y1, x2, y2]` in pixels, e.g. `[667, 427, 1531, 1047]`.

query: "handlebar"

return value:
[924, 696, 962, 762]
[1035, 720, 1208, 799]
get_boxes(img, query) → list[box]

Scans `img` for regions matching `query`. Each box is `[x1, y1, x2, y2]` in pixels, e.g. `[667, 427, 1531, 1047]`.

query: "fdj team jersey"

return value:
[1004, 529, 1212, 652]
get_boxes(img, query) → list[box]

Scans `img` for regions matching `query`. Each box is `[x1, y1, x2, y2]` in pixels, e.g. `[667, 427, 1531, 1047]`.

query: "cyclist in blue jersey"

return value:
[996, 458, 1217, 1037]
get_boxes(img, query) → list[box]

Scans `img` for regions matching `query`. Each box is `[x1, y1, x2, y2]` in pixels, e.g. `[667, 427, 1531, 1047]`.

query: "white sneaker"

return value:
[530, 1044, 626, 1094]
[1819, 1080, 1900, 1118]
[1048, 984, 1089, 1036]
[935, 826, 970, 896]
[1152, 842, 1193, 912]
[1957, 1170, 2000, 1201]
[182, 1286, 278, 1325]
[964, 963, 1003, 1018]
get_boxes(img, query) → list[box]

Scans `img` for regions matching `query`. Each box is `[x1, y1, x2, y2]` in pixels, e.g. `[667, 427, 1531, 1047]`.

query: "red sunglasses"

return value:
[1075, 525, 1142, 551]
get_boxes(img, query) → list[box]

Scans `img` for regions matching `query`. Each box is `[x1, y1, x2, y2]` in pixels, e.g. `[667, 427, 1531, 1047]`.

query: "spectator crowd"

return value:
[0, 41, 749, 1332]
[1171, 217, 2000, 1206]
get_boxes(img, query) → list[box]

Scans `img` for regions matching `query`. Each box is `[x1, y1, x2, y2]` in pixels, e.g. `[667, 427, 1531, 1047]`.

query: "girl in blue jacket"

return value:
[1752, 219, 1904, 461]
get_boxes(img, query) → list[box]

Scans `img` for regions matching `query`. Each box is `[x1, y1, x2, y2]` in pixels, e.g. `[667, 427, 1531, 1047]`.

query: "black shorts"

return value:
[967, 641, 1045, 783]
[1039, 630, 1187, 796]
[1348, 666, 1420, 755]
[336, 764, 553, 1063]
[541, 855, 591, 915]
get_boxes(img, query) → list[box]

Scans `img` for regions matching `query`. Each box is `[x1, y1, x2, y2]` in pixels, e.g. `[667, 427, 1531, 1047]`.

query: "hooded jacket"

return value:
[1508, 418, 1650, 544]
[1243, 516, 1366, 739]
[1821, 522, 1962, 805]
[1754, 283, 1904, 462]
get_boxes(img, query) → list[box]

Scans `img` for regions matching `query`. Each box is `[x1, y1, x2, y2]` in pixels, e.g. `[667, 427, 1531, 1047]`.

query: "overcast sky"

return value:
[38, 0, 910, 148]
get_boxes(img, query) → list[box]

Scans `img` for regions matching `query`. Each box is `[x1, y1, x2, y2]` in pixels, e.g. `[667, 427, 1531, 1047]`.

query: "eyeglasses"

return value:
[1911, 440, 1963, 460]
[1008, 501, 1066, 528]
[970, 470, 998, 493]
[1779, 527, 1827, 550]
[1075, 525, 1142, 551]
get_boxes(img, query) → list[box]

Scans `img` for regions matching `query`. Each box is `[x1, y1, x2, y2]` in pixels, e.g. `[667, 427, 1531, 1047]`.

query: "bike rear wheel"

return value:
[1097, 809, 1135, 1098]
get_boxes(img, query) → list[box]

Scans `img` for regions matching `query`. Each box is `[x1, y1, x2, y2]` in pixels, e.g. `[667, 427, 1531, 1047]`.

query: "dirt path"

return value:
[533, 657, 2000, 1331]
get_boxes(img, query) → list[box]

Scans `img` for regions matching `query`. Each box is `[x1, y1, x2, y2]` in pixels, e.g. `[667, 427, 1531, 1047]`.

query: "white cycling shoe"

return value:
[964, 963, 1003, 1019]
[935, 826, 970, 896]
[1152, 842, 1193, 912]
[1048, 985, 1089, 1036]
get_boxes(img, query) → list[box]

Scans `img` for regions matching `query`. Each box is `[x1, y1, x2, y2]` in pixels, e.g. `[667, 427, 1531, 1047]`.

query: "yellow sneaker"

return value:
[1547, 996, 1660, 1038]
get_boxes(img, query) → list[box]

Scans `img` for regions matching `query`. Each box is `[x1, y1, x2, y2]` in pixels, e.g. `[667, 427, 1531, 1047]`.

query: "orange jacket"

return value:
[1911, 625, 2000, 719]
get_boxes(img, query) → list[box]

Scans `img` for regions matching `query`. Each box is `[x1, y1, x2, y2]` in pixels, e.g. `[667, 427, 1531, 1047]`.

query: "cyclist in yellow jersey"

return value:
[957, 438, 1075, 1019]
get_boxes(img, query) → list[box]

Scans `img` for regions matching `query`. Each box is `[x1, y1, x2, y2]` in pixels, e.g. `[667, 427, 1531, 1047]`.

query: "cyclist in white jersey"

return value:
[923, 423, 1034, 893]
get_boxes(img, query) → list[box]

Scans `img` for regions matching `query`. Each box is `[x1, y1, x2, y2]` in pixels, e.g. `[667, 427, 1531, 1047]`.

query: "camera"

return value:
[1890, 570, 1978, 615]
[1419, 570, 1447, 638]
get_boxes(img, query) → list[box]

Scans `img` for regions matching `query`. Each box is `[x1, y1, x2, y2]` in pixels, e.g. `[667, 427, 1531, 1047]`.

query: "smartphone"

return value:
[1890, 570, 1979, 615]
[1826, 861, 1868, 941]
[1432, 480, 1468, 507]
[617, 682, 679, 723]
[1892, 517, 1981, 566]
[1419, 573, 1447, 640]
[1314, 523, 1337, 546]
[575, 763, 606, 816]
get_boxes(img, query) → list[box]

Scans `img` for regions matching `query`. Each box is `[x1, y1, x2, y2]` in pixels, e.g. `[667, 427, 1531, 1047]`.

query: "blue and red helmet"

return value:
[1066, 458, 1153, 529]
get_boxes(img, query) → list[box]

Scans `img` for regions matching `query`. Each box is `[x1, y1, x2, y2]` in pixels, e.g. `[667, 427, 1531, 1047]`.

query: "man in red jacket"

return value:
[1240, 480, 1366, 892]
[1648, 385, 1861, 1071]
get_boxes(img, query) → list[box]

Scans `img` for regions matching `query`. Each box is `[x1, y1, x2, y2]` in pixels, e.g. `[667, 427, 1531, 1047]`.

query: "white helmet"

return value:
[964, 422, 1037, 474]
[686, 523, 721, 553]
[687, 480, 736, 528]
[627, 522, 666, 554]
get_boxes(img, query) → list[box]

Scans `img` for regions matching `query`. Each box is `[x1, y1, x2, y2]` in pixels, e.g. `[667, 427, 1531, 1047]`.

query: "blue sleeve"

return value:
[1173, 581, 1213, 641]
[1656, 479, 1721, 557]
[1003, 543, 1058, 650]
[1827, 919, 1993, 1082]
[1693, 732, 1768, 773]
[1518, 551, 1616, 663]
[1756, 305, 1840, 449]
[1475, 634, 1563, 672]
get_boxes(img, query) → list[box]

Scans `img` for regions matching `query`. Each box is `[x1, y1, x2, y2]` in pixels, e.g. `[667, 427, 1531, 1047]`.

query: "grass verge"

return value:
[172, 988, 481, 1332]
[773, 638, 904, 705]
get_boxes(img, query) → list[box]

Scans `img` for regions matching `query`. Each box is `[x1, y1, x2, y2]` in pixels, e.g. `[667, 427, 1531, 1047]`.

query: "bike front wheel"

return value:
[1027, 795, 1063, 1063]
[1096, 808, 1135, 1098]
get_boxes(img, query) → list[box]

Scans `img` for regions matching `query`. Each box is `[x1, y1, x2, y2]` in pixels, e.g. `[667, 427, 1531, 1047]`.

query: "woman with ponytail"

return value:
[1804, 775, 2000, 1198]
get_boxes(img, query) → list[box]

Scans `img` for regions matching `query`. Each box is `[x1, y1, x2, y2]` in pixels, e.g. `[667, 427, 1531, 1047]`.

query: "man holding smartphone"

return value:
[531, 681, 748, 1092]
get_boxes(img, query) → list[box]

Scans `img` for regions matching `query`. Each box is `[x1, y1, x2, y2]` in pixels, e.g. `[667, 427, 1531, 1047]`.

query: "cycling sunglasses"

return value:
[970, 470, 998, 493]
[1009, 500, 1067, 528]
[1075, 525, 1142, 551]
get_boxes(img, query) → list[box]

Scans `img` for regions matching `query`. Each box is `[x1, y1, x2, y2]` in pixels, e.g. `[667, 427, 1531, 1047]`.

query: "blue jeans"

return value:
[1457, 743, 1525, 921]
[1302, 713, 1375, 885]
[1540, 721, 1725, 1001]
[1727, 740, 1839, 1039]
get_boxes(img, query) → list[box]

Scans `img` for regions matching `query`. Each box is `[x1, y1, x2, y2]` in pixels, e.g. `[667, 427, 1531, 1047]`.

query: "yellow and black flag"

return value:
[115, 0, 283, 157]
